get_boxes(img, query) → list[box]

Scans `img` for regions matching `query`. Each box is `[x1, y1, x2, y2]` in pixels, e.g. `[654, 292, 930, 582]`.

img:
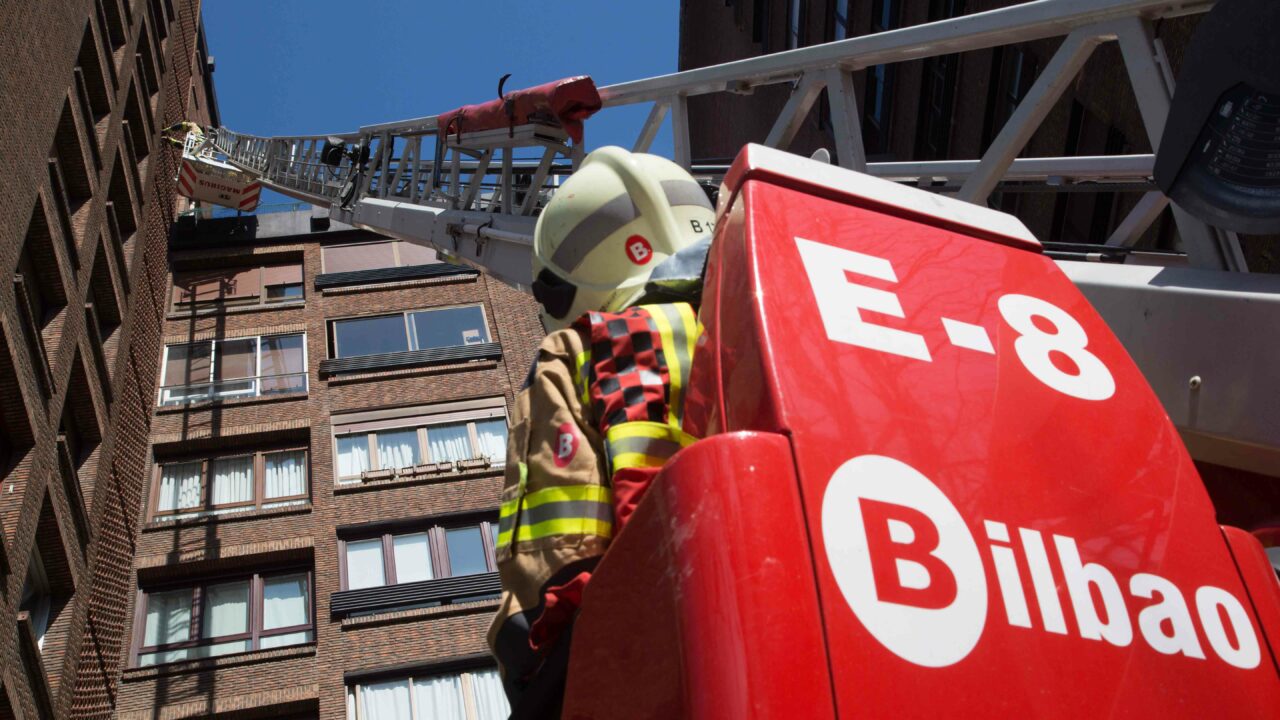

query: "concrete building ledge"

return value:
[320, 273, 478, 296]
[162, 322, 308, 345]
[119, 645, 317, 686]
[334, 466, 502, 495]
[153, 391, 309, 417]
[142, 502, 311, 532]
[340, 598, 500, 630]
[151, 417, 311, 446]
[165, 299, 305, 322]
[135, 535, 314, 571]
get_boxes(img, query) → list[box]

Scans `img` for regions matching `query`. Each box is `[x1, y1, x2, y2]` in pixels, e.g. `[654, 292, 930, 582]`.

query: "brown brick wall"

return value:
[0, 0, 216, 718]
[114, 223, 541, 718]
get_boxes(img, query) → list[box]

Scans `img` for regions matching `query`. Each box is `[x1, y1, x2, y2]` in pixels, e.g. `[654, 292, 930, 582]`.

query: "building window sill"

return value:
[314, 263, 476, 290]
[331, 572, 501, 618]
[156, 390, 307, 414]
[319, 344, 503, 378]
[143, 502, 311, 531]
[340, 598, 500, 630]
[166, 299, 304, 320]
[122, 643, 316, 681]
[334, 465, 501, 495]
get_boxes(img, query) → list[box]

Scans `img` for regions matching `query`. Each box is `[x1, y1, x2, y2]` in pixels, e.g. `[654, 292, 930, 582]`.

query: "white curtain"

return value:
[346, 539, 386, 589]
[265, 450, 306, 499]
[428, 423, 471, 463]
[474, 419, 508, 464]
[377, 429, 420, 471]
[157, 461, 202, 512]
[203, 580, 249, 639]
[263, 574, 308, 630]
[469, 669, 511, 720]
[392, 533, 433, 584]
[144, 589, 192, 647]
[360, 679, 412, 720]
[210, 456, 254, 505]
[337, 435, 370, 478]
[413, 674, 466, 720]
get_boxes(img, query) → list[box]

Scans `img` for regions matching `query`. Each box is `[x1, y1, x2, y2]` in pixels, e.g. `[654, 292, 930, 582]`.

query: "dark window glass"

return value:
[446, 526, 488, 577]
[410, 306, 490, 349]
[333, 315, 409, 358]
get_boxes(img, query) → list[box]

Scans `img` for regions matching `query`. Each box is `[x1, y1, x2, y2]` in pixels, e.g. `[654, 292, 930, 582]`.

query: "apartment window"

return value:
[333, 408, 507, 483]
[322, 239, 438, 274]
[172, 262, 304, 309]
[347, 667, 508, 719]
[863, 0, 900, 156]
[915, 0, 965, 160]
[151, 447, 308, 520]
[19, 551, 52, 651]
[134, 570, 313, 667]
[159, 333, 307, 406]
[786, 0, 804, 49]
[342, 517, 498, 591]
[331, 305, 490, 359]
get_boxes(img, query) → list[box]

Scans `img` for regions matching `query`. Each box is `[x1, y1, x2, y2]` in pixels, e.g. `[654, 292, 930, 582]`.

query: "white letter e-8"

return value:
[795, 237, 931, 362]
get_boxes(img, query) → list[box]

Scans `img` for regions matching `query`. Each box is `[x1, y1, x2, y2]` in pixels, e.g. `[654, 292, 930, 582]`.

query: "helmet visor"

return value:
[532, 267, 578, 321]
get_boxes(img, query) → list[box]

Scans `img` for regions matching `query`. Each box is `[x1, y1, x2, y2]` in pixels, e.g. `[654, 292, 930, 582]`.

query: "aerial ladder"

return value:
[191, 0, 1280, 714]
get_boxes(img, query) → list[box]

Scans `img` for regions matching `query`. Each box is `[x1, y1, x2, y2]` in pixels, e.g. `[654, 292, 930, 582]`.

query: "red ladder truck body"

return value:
[562, 145, 1280, 718]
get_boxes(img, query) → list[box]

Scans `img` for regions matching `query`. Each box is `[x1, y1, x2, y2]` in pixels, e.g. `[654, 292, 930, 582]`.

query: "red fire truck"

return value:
[562, 145, 1280, 718]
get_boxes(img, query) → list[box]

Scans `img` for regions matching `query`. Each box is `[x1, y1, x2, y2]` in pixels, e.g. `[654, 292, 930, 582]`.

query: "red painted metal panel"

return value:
[699, 145, 1280, 716]
[565, 432, 833, 720]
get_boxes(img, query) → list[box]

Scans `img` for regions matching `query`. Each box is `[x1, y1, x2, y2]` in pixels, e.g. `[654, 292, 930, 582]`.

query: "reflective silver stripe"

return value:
[520, 498, 613, 527]
[550, 181, 710, 273]
[551, 193, 638, 271]
[661, 179, 713, 210]
[498, 512, 515, 538]
[607, 434, 685, 460]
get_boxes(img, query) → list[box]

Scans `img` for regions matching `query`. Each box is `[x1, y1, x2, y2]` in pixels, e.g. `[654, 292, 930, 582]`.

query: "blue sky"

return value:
[204, 0, 680, 208]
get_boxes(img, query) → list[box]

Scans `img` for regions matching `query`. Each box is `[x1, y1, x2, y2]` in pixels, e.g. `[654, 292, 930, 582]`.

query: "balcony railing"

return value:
[158, 371, 307, 406]
[318, 342, 502, 377]
[330, 572, 501, 618]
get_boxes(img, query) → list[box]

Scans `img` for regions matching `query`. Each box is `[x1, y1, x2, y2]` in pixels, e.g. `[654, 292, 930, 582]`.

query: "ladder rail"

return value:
[211, 0, 1225, 276]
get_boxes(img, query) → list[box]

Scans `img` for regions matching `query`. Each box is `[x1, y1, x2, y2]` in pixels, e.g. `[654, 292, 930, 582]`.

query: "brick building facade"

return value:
[0, 0, 217, 717]
[111, 207, 541, 720]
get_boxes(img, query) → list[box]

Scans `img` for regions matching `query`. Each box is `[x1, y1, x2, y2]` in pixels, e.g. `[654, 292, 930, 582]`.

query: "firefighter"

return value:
[489, 146, 716, 716]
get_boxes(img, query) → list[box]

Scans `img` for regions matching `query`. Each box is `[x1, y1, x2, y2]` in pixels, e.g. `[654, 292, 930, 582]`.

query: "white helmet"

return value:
[531, 146, 715, 329]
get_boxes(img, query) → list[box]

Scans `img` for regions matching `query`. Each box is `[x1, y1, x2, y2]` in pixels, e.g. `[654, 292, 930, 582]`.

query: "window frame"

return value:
[332, 411, 508, 483]
[346, 665, 508, 720]
[320, 239, 438, 274]
[148, 445, 310, 521]
[130, 567, 315, 668]
[329, 303, 491, 360]
[170, 260, 305, 312]
[158, 331, 309, 406]
[338, 517, 500, 591]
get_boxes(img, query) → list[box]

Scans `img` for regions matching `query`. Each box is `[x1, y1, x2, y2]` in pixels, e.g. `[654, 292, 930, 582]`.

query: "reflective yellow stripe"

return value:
[574, 350, 591, 408]
[606, 421, 697, 473]
[499, 481, 613, 548]
[641, 303, 699, 428]
[496, 463, 530, 549]
[645, 305, 683, 428]
[516, 517, 613, 543]
[522, 483, 610, 509]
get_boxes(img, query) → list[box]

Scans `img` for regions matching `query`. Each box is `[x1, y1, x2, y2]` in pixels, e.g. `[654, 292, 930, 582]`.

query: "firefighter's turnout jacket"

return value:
[488, 301, 700, 702]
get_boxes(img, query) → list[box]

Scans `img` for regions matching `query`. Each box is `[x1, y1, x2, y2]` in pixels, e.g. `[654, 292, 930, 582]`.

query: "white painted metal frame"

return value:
[212, 0, 1236, 275]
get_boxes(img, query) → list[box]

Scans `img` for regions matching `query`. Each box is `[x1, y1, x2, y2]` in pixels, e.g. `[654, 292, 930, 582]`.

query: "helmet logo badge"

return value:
[626, 235, 653, 265]
[554, 423, 579, 467]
